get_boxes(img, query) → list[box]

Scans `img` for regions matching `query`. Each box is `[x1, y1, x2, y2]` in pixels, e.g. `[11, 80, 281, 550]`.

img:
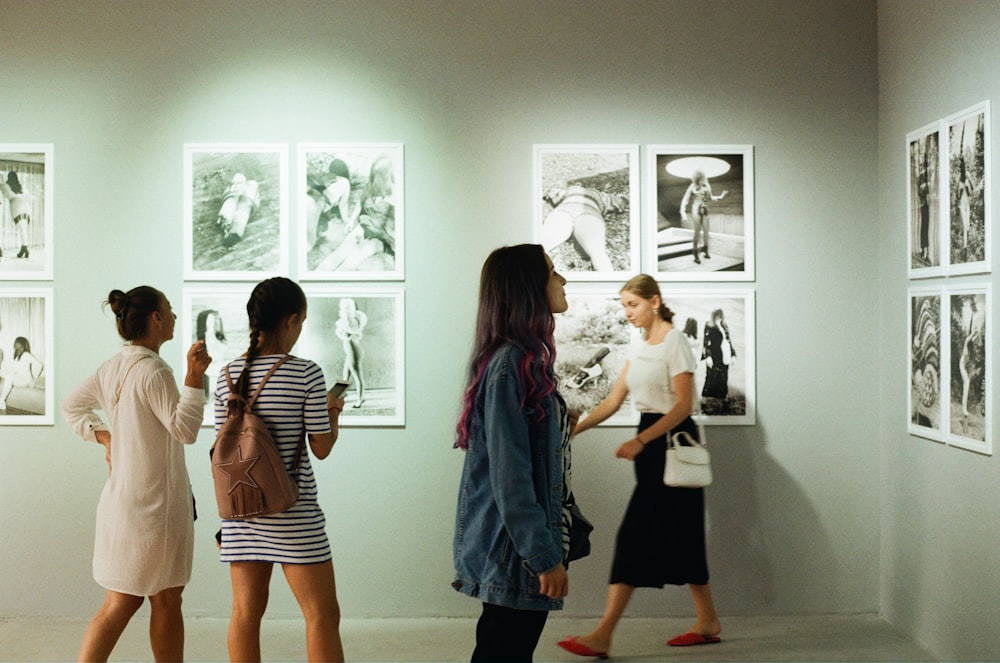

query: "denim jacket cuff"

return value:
[522, 545, 564, 577]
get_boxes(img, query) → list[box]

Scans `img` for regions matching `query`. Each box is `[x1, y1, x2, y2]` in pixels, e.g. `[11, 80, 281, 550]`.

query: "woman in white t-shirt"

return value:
[558, 274, 721, 660]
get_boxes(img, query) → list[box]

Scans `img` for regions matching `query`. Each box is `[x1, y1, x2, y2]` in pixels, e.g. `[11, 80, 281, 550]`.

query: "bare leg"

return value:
[344, 339, 365, 407]
[0, 378, 12, 409]
[960, 341, 972, 417]
[540, 209, 574, 253]
[78, 590, 144, 663]
[692, 218, 703, 263]
[571, 583, 634, 655]
[572, 212, 613, 272]
[148, 586, 185, 663]
[224, 199, 252, 247]
[16, 220, 30, 257]
[283, 561, 345, 663]
[228, 562, 273, 663]
[687, 583, 721, 636]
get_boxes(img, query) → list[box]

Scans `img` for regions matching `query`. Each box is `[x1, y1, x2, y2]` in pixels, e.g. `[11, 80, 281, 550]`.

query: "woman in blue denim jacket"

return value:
[453, 244, 572, 662]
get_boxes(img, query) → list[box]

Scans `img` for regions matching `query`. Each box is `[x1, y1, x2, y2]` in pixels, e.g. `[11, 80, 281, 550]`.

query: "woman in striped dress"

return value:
[215, 277, 345, 662]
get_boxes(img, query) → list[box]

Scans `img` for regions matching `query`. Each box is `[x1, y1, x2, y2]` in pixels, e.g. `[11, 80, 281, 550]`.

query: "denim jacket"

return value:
[452, 343, 567, 611]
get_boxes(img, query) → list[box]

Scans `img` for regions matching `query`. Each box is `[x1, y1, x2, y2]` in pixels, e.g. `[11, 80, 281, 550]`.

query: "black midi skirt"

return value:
[609, 413, 709, 587]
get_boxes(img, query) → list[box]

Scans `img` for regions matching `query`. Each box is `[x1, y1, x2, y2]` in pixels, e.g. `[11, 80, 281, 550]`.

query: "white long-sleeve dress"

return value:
[62, 344, 204, 596]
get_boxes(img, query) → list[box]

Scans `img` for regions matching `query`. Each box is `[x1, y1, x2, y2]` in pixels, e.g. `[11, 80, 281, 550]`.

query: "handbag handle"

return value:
[669, 417, 708, 449]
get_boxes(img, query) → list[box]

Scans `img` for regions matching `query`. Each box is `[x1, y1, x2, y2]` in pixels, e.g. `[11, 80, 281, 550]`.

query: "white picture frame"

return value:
[183, 143, 290, 280]
[533, 144, 640, 281]
[908, 284, 946, 441]
[297, 143, 404, 281]
[944, 101, 991, 276]
[662, 288, 756, 425]
[945, 282, 991, 454]
[300, 285, 405, 426]
[0, 288, 54, 425]
[906, 122, 945, 278]
[0, 144, 54, 281]
[555, 284, 639, 427]
[647, 145, 755, 282]
[182, 285, 255, 426]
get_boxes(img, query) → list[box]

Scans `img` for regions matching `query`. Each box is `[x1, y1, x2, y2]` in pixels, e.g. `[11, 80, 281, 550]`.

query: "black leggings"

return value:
[471, 602, 549, 662]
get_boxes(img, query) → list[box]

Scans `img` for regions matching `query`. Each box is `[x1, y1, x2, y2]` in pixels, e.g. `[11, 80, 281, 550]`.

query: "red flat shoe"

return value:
[557, 636, 609, 659]
[668, 632, 721, 646]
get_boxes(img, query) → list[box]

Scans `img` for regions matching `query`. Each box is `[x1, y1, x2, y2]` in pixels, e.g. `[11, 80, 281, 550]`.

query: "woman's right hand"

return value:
[95, 430, 112, 476]
[186, 340, 212, 375]
[615, 437, 645, 461]
[538, 563, 568, 599]
[183, 341, 213, 389]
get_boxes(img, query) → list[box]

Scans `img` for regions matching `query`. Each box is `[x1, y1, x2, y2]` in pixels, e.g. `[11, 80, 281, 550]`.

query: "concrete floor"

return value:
[0, 614, 936, 662]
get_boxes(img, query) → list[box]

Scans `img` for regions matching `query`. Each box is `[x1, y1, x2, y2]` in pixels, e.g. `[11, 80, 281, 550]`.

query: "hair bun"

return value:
[107, 289, 128, 318]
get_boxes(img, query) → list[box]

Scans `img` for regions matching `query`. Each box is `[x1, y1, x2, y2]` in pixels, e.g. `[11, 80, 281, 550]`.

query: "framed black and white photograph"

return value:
[1, 144, 54, 281]
[908, 285, 945, 441]
[182, 285, 254, 426]
[554, 285, 638, 427]
[533, 144, 640, 281]
[946, 284, 991, 455]
[646, 145, 755, 282]
[0, 288, 54, 425]
[906, 123, 945, 278]
[183, 143, 289, 280]
[662, 288, 756, 425]
[298, 143, 403, 281]
[300, 285, 404, 426]
[945, 101, 991, 276]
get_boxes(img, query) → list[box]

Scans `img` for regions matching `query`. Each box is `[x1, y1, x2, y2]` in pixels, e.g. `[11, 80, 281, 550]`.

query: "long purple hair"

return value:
[455, 244, 558, 449]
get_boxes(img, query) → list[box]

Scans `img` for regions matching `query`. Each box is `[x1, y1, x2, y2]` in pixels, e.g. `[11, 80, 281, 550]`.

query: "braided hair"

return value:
[106, 286, 165, 341]
[237, 277, 307, 398]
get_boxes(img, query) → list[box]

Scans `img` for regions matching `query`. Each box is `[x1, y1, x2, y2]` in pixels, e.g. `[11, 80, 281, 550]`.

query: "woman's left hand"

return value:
[327, 393, 345, 417]
[615, 438, 645, 461]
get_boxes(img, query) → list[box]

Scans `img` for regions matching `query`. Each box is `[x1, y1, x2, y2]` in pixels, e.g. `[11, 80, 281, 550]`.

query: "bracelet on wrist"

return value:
[636, 436, 646, 446]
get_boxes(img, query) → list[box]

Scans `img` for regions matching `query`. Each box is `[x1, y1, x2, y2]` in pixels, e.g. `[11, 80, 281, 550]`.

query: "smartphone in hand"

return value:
[328, 381, 350, 398]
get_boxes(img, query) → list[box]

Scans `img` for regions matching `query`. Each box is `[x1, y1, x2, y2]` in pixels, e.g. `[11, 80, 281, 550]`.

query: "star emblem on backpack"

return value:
[215, 444, 261, 494]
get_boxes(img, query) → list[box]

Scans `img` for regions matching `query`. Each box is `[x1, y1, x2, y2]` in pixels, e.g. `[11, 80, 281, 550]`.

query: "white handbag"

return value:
[664, 424, 712, 488]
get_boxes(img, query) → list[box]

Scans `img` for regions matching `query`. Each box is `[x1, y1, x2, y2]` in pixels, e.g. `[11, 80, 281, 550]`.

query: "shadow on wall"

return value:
[706, 419, 840, 614]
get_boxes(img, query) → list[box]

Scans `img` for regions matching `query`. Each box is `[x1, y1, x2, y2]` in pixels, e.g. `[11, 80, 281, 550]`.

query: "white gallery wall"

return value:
[878, 1, 1000, 660]
[1, 0, 887, 632]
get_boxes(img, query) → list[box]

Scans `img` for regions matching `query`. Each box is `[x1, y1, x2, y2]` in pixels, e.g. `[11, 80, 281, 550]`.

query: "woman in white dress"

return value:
[62, 286, 211, 663]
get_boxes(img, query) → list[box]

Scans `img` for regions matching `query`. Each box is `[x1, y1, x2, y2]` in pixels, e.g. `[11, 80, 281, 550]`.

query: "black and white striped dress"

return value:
[214, 354, 333, 564]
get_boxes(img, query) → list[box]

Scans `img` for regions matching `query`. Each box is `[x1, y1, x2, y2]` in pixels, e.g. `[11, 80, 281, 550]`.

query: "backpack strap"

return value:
[222, 355, 305, 475]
